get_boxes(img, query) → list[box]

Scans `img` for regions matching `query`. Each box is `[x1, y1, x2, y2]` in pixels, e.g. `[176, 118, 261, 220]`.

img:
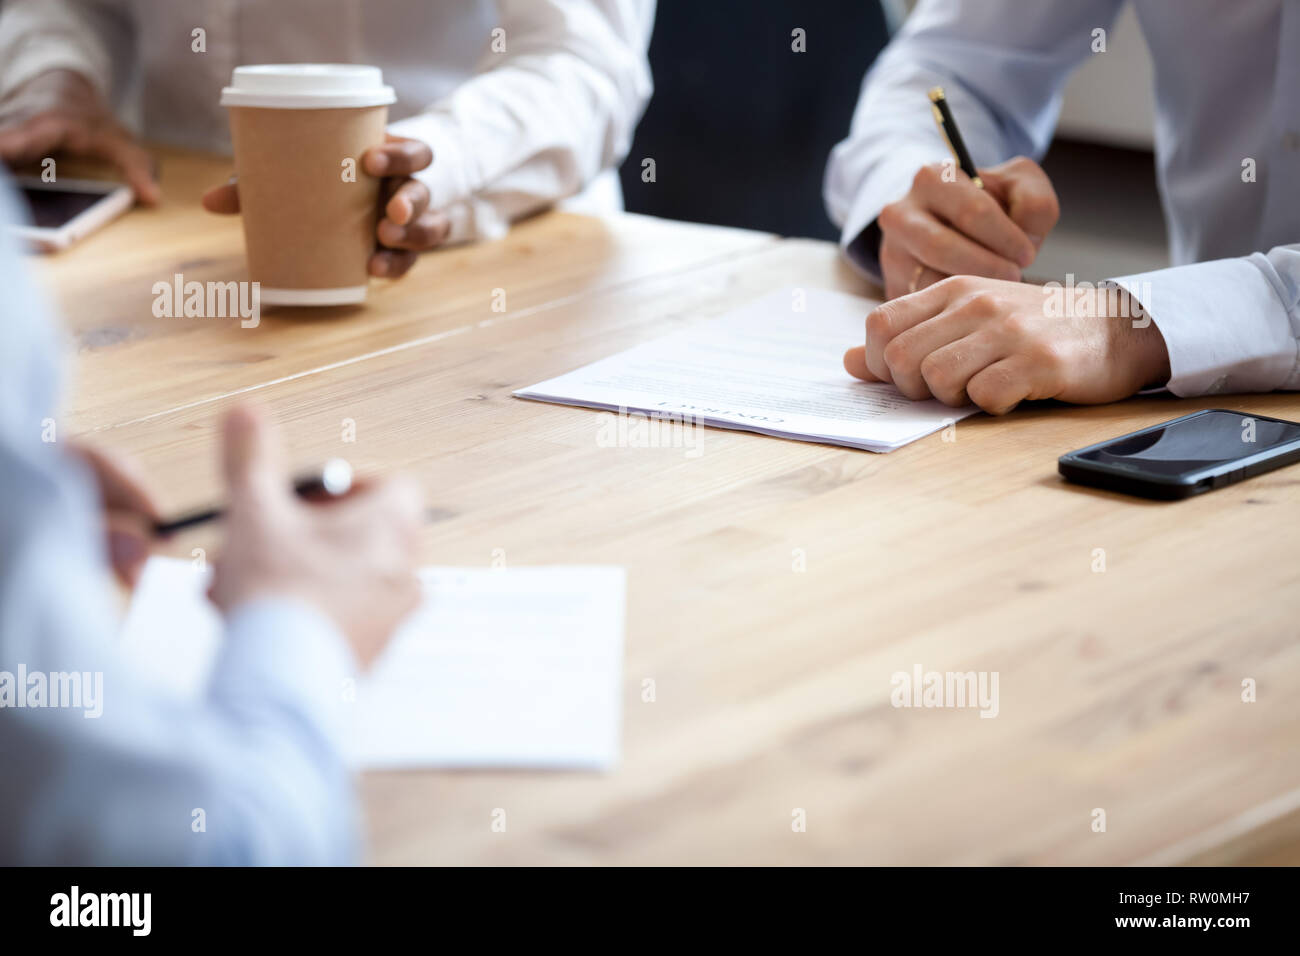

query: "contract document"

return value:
[119, 558, 627, 770]
[514, 287, 978, 452]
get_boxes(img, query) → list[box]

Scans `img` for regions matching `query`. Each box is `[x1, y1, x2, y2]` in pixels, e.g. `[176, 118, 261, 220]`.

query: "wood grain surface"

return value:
[35, 149, 1300, 865]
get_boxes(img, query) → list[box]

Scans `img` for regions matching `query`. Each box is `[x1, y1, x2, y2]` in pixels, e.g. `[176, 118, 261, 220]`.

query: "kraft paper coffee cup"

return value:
[220, 65, 396, 306]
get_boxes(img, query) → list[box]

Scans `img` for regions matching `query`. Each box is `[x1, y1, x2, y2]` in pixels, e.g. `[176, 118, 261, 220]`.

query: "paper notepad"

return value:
[119, 558, 626, 770]
[515, 287, 978, 452]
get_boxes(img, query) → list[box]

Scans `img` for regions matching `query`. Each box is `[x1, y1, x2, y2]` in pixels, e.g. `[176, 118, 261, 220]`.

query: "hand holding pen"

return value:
[72, 438, 360, 588]
[151, 457, 355, 535]
[871, 86, 1061, 300]
[207, 407, 423, 669]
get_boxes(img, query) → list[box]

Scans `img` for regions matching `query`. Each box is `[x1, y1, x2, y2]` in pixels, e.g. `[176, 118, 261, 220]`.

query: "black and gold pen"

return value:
[928, 86, 983, 189]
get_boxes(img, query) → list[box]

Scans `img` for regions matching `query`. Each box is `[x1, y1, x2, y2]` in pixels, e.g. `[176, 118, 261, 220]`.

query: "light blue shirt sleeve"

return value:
[1108, 246, 1300, 396]
[0, 179, 364, 865]
[824, 0, 1126, 282]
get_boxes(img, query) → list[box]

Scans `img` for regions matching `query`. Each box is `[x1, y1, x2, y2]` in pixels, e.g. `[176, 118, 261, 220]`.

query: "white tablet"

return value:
[9, 175, 134, 252]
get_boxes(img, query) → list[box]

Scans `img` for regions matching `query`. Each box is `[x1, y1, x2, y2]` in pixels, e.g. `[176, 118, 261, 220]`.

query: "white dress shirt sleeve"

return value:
[387, 0, 654, 242]
[1107, 245, 1300, 397]
[824, 0, 1125, 282]
[0, 178, 364, 865]
[0, 0, 128, 102]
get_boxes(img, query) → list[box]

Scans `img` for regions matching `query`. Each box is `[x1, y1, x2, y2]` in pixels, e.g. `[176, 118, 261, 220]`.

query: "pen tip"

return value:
[928, 86, 946, 103]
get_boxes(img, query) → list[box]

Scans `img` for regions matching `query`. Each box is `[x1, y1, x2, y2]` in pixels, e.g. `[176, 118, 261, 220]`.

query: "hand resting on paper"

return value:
[843, 276, 1170, 415]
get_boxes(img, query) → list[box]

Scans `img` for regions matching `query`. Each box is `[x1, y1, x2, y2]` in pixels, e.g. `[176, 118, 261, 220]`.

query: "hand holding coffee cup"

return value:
[365, 135, 451, 278]
[205, 64, 447, 304]
[203, 132, 449, 282]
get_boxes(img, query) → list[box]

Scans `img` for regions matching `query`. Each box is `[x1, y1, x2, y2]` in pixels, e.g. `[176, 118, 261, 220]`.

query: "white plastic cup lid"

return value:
[220, 64, 396, 109]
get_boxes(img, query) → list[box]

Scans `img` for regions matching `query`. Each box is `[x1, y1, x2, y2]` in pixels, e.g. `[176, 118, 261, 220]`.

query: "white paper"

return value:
[119, 557, 626, 770]
[515, 287, 978, 452]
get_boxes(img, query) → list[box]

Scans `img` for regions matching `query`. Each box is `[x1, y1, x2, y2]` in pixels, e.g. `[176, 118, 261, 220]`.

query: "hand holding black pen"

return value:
[869, 86, 1061, 299]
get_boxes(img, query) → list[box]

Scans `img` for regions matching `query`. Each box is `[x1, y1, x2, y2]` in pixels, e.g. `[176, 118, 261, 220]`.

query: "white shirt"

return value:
[825, 0, 1300, 399]
[0, 176, 364, 864]
[0, 0, 654, 242]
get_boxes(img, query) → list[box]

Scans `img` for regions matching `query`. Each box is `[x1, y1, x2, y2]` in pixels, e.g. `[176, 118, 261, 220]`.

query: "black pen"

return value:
[928, 86, 983, 189]
[152, 458, 354, 536]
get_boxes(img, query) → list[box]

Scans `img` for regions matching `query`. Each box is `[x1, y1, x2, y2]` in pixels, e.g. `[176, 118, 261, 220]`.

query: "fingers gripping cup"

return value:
[221, 65, 396, 306]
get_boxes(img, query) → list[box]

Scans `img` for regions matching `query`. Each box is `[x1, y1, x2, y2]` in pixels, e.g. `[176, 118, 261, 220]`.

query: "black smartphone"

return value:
[1058, 409, 1300, 500]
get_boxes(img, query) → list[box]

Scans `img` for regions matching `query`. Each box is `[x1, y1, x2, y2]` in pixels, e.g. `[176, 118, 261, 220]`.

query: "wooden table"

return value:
[36, 148, 1300, 865]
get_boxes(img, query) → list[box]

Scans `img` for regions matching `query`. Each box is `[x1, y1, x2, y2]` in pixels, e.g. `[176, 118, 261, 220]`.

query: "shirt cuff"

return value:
[209, 597, 357, 744]
[385, 112, 512, 244]
[1107, 255, 1300, 397]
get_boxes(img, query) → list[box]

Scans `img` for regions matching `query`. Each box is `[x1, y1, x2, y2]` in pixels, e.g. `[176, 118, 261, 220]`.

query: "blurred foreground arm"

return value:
[0, 182, 421, 863]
